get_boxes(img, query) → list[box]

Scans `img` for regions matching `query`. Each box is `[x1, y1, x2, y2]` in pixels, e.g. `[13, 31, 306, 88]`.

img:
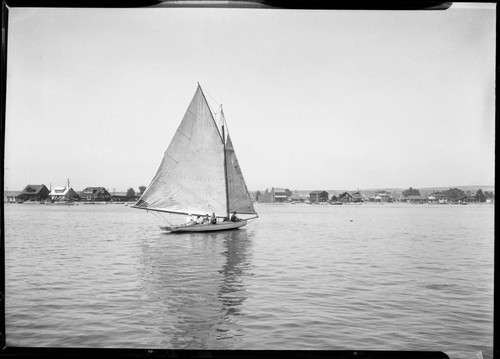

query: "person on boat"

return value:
[196, 215, 203, 224]
[230, 212, 240, 222]
[202, 214, 210, 224]
[186, 213, 195, 225]
[211, 212, 217, 225]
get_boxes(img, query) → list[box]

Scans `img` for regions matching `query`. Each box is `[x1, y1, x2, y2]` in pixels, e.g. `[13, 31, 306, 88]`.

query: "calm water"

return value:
[4, 202, 494, 358]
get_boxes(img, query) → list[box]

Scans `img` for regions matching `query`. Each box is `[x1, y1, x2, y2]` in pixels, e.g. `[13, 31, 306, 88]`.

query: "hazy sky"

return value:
[4, 4, 496, 192]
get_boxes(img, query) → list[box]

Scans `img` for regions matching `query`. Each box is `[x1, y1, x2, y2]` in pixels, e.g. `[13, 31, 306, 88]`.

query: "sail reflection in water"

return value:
[217, 231, 254, 334]
[138, 229, 253, 348]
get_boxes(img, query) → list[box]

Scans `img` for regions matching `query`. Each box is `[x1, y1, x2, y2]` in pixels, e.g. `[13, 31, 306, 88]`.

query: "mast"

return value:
[221, 107, 230, 219]
[200, 84, 229, 218]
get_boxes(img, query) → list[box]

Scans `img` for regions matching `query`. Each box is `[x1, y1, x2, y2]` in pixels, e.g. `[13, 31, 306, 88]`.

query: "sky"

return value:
[4, 3, 496, 192]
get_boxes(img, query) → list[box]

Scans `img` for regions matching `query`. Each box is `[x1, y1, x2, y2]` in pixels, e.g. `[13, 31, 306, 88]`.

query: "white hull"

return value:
[160, 220, 247, 233]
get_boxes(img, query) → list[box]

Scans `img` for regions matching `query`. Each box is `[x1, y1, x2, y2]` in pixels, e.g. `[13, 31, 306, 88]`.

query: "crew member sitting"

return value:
[230, 212, 240, 222]
[186, 213, 195, 225]
[211, 212, 217, 225]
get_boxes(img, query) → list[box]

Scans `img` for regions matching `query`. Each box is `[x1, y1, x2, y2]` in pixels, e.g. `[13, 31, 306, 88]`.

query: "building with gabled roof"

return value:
[80, 187, 111, 202]
[49, 187, 80, 202]
[309, 190, 329, 203]
[374, 191, 392, 202]
[17, 184, 50, 202]
[338, 191, 364, 203]
[351, 191, 363, 203]
[338, 192, 353, 202]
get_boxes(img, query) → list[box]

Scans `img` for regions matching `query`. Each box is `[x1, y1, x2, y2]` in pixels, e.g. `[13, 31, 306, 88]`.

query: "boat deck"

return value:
[160, 220, 247, 233]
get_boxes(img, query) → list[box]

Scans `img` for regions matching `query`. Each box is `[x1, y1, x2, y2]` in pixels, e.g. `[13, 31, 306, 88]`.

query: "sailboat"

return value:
[132, 84, 258, 232]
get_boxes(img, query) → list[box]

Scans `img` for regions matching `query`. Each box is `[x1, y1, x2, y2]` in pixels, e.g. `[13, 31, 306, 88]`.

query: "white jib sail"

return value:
[134, 85, 227, 216]
[225, 133, 257, 215]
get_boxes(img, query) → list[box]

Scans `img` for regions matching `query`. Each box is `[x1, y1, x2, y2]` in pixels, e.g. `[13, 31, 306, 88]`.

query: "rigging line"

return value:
[199, 86, 223, 142]
[221, 109, 228, 134]
[150, 210, 162, 222]
[203, 87, 221, 108]
[152, 210, 170, 225]
[204, 88, 225, 122]
[205, 102, 219, 120]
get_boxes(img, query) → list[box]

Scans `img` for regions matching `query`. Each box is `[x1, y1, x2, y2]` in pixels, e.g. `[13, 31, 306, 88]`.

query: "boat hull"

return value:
[160, 220, 247, 233]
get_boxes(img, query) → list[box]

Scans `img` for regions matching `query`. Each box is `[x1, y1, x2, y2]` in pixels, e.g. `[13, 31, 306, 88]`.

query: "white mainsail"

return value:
[134, 85, 257, 219]
[134, 85, 226, 215]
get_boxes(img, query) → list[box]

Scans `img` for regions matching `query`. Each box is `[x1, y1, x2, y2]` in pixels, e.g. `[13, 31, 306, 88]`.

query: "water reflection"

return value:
[215, 230, 254, 342]
[138, 229, 253, 349]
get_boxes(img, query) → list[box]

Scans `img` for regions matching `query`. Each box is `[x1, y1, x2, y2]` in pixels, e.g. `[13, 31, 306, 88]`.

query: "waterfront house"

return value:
[80, 187, 111, 202]
[465, 194, 478, 203]
[4, 191, 21, 203]
[428, 192, 448, 204]
[374, 192, 392, 203]
[110, 192, 129, 202]
[351, 191, 363, 203]
[49, 186, 80, 202]
[110, 191, 140, 202]
[453, 195, 469, 204]
[258, 187, 288, 203]
[17, 184, 50, 202]
[402, 195, 426, 203]
[309, 190, 329, 203]
[338, 192, 353, 202]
